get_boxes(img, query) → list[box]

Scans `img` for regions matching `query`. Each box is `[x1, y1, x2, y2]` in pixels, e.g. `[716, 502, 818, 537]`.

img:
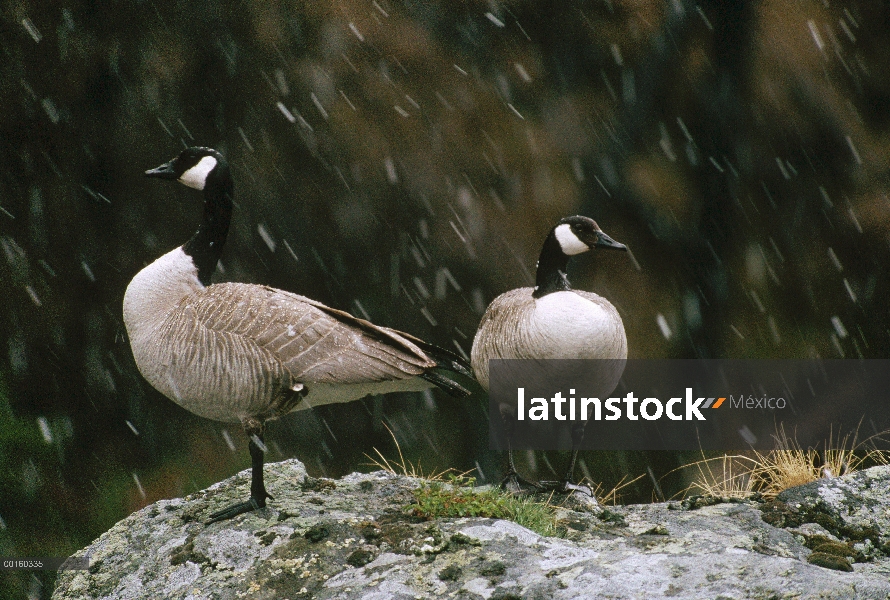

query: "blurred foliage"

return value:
[1, 1, 890, 597]
[0, 370, 78, 597]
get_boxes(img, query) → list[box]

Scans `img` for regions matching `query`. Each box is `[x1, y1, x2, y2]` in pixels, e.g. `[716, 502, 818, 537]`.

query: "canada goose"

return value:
[124, 147, 471, 522]
[470, 216, 628, 494]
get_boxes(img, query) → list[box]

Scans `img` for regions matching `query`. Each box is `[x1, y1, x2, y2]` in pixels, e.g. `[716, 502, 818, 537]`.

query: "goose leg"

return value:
[499, 406, 540, 493]
[540, 422, 592, 496]
[502, 446, 541, 493]
[559, 422, 592, 495]
[556, 448, 592, 496]
[207, 421, 273, 523]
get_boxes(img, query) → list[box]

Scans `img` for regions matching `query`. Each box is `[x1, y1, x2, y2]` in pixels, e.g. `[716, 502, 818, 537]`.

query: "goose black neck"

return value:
[533, 231, 572, 298]
[183, 175, 233, 286]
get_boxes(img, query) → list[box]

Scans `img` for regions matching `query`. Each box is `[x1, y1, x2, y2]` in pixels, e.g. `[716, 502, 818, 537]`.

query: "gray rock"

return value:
[777, 465, 890, 535]
[54, 461, 890, 600]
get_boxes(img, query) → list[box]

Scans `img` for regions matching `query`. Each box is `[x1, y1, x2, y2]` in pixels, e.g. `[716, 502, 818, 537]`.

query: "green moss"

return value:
[812, 541, 854, 558]
[438, 563, 463, 581]
[807, 551, 853, 572]
[346, 549, 374, 567]
[598, 509, 628, 527]
[304, 523, 330, 542]
[480, 560, 507, 576]
[407, 475, 563, 538]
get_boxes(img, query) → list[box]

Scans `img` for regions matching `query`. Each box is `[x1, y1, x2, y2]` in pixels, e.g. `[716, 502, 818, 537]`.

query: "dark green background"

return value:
[2, 1, 889, 597]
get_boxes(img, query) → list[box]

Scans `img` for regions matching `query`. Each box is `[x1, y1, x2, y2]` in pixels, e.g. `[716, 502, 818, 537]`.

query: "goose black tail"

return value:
[380, 327, 474, 380]
[421, 371, 472, 398]
[413, 340, 473, 379]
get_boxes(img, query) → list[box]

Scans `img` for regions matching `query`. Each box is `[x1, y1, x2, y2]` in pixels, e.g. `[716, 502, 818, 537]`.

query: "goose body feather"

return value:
[470, 287, 627, 390]
[124, 247, 439, 423]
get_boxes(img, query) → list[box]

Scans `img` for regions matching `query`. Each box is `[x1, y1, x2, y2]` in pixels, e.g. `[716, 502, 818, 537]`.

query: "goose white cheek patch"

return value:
[179, 156, 217, 190]
[554, 223, 589, 255]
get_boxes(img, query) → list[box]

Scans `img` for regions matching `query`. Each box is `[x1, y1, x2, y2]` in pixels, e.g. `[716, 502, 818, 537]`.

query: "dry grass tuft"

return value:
[679, 453, 760, 499]
[748, 425, 888, 499]
[364, 422, 465, 482]
[586, 473, 646, 506]
[676, 424, 889, 500]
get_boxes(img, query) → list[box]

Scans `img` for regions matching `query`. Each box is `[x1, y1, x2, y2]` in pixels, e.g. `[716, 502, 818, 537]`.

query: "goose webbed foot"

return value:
[536, 447, 596, 498]
[559, 480, 593, 496]
[538, 479, 601, 511]
[538, 479, 593, 496]
[206, 491, 273, 524]
[207, 427, 271, 524]
[500, 470, 542, 494]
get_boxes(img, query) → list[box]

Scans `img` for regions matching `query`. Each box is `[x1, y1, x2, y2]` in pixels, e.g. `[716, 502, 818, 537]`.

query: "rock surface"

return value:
[54, 461, 890, 600]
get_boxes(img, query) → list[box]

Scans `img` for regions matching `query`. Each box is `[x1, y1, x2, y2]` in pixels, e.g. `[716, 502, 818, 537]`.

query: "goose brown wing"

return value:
[185, 282, 435, 384]
[473, 288, 537, 356]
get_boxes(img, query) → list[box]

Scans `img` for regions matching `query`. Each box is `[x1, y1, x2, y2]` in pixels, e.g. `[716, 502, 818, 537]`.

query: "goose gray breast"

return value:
[470, 287, 626, 390]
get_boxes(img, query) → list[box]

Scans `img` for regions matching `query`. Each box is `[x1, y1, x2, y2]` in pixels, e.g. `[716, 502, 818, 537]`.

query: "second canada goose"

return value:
[123, 147, 471, 522]
[471, 216, 628, 494]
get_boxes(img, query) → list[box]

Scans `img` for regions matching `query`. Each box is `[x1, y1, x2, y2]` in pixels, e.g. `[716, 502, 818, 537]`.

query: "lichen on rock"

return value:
[53, 461, 890, 599]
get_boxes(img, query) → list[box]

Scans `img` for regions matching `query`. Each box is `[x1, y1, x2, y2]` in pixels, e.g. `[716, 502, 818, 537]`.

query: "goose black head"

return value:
[534, 215, 626, 297]
[553, 215, 627, 256]
[145, 147, 230, 192]
[146, 147, 233, 286]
